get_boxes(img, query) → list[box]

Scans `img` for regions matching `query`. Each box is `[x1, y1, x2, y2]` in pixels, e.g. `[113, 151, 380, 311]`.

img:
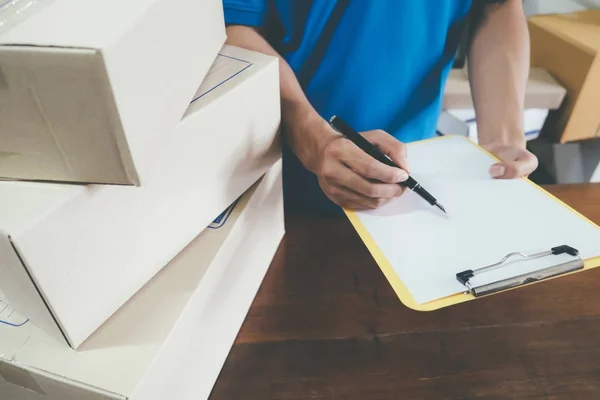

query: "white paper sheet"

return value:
[352, 136, 600, 304]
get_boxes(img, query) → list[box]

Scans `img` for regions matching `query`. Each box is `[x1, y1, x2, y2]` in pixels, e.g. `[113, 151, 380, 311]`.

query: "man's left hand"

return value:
[483, 143, 539, 179]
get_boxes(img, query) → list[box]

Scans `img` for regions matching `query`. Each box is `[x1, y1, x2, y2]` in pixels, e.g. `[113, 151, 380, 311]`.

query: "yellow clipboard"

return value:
[343, 135, 600, 312]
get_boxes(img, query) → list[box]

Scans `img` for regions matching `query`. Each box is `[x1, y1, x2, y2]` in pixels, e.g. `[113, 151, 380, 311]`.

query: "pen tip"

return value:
[436, 203, 447, 214]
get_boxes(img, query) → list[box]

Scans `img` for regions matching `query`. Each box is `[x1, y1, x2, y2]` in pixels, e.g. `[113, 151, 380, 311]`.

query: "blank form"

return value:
[348, 136, 600, 305]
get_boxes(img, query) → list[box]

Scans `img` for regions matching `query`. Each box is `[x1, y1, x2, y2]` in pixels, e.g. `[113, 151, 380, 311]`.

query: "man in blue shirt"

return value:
[223, 0, 538, 215]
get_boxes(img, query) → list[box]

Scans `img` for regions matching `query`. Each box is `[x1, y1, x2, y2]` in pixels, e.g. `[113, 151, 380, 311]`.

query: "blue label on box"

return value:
[208, 198, 240, 229]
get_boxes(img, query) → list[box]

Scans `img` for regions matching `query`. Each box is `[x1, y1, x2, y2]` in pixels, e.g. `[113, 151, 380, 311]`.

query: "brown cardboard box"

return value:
[528, 10, 600, 143]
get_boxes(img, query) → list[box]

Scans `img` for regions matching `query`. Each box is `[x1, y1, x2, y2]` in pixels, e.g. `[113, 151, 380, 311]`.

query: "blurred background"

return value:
[524, 0, 600, 15]
[444, 0, 600, 186]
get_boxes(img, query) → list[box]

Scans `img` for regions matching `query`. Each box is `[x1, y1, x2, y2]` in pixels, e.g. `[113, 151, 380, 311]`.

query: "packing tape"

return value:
[0, 360, 46, 396]
[0, 0, 55, 35]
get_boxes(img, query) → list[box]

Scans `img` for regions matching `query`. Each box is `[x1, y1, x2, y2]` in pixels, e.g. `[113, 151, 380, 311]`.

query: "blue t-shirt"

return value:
[223, 0, 495, 215]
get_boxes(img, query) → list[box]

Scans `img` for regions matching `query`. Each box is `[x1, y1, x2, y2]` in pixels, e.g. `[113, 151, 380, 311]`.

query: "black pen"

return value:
[328, 115, 447, 214]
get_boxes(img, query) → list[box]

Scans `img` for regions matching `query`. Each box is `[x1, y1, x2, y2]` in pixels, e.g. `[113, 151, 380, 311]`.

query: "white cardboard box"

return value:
[0, 0, 225, 185]
[436, 108, 550, 143]
[0, 45, 281, 349]
[0, 161, 285, 400]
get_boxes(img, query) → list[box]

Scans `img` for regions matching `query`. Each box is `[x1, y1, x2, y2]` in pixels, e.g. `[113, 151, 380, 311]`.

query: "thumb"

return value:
[489, 161, 518, 179]
[489, 149, 538, 179]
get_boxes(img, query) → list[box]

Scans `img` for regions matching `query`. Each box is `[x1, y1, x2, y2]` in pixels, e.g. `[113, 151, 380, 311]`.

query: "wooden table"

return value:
[210, 184, 600, 400]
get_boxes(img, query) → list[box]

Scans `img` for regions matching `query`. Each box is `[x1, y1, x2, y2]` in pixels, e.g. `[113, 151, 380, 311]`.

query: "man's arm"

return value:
[467, 0, 538, 178]
[225, 25, 409, 209]
[468, 0, 529, 148]
[225, 25, 333, 172]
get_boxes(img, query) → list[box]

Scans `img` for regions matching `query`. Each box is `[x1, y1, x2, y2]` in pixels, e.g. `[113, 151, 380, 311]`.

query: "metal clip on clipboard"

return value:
[456, 245, 584, 297]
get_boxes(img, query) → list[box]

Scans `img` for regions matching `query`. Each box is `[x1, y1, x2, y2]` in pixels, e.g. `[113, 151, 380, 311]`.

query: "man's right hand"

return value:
[222, 26, 409, 210]
[298, 116, 410, 210]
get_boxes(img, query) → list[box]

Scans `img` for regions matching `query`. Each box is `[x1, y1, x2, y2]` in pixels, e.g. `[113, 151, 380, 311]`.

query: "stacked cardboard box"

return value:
[0, 1, 285, 398]
[518, 10, 600, 184]
[528, 9, 600, 143]
[0, 44, 282, 349]
[0, 165, 284, 399]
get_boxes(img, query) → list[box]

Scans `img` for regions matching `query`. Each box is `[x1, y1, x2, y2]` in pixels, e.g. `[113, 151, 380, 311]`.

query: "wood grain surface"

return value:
[209, 184, 600, 400]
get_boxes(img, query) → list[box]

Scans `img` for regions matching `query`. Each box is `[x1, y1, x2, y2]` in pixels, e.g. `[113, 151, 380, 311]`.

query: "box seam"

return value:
[20, 362, 126, 400]
[8, 237, 72, 347]
[95, 49, 140, 185]
[0, 44, 97, 50]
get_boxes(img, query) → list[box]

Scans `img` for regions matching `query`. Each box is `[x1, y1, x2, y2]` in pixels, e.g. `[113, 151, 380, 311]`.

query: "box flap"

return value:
[0, 46, 139, 185]
[0, 0, 158, 49]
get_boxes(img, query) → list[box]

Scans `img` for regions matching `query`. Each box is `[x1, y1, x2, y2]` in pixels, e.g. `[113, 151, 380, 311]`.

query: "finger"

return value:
[319, 154, 400, 198]
[334, 139, 408, 184]
[490, 150, 539, 179]
[323, 182, 375, 209]
[326, 183, 394, 210]
[362, 129, 410, 172]
[324, 160, 405, 199]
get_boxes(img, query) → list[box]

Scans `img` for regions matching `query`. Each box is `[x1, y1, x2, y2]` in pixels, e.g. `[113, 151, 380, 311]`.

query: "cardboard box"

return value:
[0, 162, 285, 400]
[443, 67, 566, 109]
[0, 0, 226, 185]
[0, 45, 281, 349]
[528, 10, 600, 143]
[437, 108, 550, 143]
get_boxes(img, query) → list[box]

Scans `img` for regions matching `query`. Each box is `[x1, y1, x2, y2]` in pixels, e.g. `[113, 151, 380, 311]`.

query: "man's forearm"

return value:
[225, 25, 334, 171]
[467, 0, 530, 148]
